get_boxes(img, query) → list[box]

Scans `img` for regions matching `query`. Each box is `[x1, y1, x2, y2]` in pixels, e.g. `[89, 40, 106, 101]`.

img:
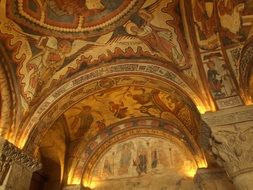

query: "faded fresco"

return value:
[88, 137, 197, 190]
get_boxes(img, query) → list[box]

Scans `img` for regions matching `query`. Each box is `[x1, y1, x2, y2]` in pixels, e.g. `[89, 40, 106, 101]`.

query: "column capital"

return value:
[0, 137, 41, 185]
[210, 123, 253, 178]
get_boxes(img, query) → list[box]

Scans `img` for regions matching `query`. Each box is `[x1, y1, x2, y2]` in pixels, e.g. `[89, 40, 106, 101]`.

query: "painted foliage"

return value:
[0, 0, 252, 113]
[64, 86, 197, 141]
[0, 0, 189, 106]
[88, 136, 197, 190]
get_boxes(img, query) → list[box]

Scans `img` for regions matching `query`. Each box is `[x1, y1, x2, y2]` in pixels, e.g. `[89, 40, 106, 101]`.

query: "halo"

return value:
[125, 21, 138, 35]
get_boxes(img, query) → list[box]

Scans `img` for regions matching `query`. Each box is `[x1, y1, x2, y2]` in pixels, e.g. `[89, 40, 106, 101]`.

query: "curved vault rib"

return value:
[18, 61, 208, 152]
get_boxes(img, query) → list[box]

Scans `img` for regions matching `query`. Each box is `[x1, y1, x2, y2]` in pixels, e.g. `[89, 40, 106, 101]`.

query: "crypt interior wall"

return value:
[0, 0, 253, 189]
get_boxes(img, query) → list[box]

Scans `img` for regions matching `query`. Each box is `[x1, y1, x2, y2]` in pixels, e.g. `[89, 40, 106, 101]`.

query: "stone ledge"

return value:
[202, 105, 253, 127]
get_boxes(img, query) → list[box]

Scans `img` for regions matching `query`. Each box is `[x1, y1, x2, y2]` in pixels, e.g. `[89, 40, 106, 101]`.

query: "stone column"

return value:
[0, 137, 41, 190]
[202, 105, 253, 190]
[63, 185, 91, 190]
[194, 168, 235, 190]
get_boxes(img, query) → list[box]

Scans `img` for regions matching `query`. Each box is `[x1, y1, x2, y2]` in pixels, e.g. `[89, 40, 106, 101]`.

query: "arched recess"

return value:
[65, 117, 206, 188]
[24, 76, 208, 189]
[239, 37, 253, 104]
[29, 115, 69, 190]
[18, 60, 210, 153]
[0, 43, 20, 142]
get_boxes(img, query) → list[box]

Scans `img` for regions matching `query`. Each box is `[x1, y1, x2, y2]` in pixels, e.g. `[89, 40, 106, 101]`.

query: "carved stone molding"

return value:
[210, 123, 253, 178]
[202, 105, 253, 127]
[0, 137, 41, 185]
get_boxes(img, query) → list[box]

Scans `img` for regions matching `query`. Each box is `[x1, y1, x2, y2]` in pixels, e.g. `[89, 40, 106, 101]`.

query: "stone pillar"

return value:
[202, 105, 253, 190]
[194, 168, 235, 190]
[0, 137, 41, 190]
[63, 185, 91, 190]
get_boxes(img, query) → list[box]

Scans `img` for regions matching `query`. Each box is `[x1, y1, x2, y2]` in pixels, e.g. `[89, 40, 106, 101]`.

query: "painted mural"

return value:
[191, 0, 253, 109]
[64, 86, 197, 141]
[1, 0, 251, 115]
[0, 0, 191, 106]
[193, 0, 253, 49]
[87, 137, 197, 190]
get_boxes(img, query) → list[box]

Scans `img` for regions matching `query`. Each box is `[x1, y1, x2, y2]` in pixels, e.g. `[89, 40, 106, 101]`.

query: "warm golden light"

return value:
[182, 157, 208, 178]
[244, 98, 253, 106]
[70, 177, 81, 185]
[89, 181, 98, 189]
[196, 105, 207, 114]
[17, 137, 27, 149]
[83, 179, 91, 188]
[197, 155, 208, 169]
[82, 179, 98, 189]
[184, 167, 197, 178]
[182, 160, 198, 178]
[198, 161, 208, 169]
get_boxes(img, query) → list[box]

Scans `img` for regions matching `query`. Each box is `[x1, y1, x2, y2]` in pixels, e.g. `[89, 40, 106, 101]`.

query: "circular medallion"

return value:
[7, 0, 145, 38]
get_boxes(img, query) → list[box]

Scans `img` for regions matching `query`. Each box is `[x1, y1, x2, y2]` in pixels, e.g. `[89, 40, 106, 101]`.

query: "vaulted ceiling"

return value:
[0, 0, 253, 189]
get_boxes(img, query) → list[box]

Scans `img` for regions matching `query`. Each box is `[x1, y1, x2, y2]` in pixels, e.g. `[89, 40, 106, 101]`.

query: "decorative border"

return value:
[19, 62, 206, 150]
[7, 0, 145, 38]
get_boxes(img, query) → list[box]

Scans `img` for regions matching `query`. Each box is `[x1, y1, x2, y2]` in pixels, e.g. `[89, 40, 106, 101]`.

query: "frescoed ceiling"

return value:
[1, 0, 253, 189]
[63, 86, 199, 141]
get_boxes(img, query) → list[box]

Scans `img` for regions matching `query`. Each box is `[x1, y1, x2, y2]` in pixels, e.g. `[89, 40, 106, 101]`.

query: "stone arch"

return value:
[20, 61, 209, 154]
[0, 44, 20, 142]
[65, 117, 206, 186]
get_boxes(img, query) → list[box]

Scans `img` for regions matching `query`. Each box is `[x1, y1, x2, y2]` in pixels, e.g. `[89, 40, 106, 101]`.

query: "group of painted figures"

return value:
[99, 140, 174, 179]
[5, 0, 186, 103]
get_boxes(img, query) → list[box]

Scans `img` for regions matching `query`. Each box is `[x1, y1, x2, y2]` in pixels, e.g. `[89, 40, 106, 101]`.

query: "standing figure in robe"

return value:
[125, 9, 185, 68]
[118, 143, 132, 175]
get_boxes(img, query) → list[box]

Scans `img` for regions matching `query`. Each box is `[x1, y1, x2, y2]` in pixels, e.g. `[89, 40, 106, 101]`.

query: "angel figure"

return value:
[10, 27, 107, 100]
[27, 36, 72, 94]
[69, 105, 104, 138]
[125, 3, 185, 68]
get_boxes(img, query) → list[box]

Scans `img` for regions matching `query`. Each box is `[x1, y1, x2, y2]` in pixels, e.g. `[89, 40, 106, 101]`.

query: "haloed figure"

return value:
[28, 38, 72, 95]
